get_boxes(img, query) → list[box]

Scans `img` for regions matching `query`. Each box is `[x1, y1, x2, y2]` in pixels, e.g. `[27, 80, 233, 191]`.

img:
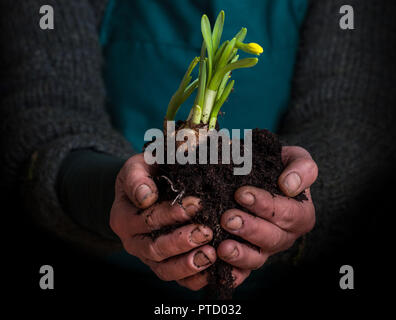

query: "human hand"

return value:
[217, 146, 318, 285]
[110, 153, 216, 290]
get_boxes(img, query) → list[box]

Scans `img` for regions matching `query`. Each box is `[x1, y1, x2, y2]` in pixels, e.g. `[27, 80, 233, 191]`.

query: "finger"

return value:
[234, 186, 315, 233]
[177, 272, 209, 291]
[122, 153, 159, 208]
[221, 209, 295, 253]
[144, 245, 216, 281]
[111, 196, 201, 238]
[131, 196, 201, 234]
[217, 239, 269, 270]
[231, 268, 251, 288]
[125, 224, 212, 262]
[278, 146, 318, 197]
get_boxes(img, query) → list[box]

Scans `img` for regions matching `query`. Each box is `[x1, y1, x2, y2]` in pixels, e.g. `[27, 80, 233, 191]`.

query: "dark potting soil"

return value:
[145, 125, 306, 299]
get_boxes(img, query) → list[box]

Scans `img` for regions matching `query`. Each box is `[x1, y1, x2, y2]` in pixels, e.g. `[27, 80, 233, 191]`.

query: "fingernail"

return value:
[224, 247, 239, 260]
[226, 216, 243, 231]
[135, 184, 152, 204]
[193, 251, 211, 268]
[284, 172, 301, 194]
[185, 204, 199, 217]
[239, 192, 255, 205]
[191, 227, 211, 244]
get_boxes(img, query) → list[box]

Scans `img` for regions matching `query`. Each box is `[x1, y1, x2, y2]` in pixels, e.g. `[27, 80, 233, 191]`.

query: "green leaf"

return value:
[209, 80, 235, 129]
[235, 27, 247, 42]
[209, 58, 258, 91]
[212, 10, 225, 53]
[201, 15, 213, 53]
[180, 79, 198, 105]
[216, 55, 238, 102]
[197, 59, 207, 107]
[179, 57, 199, 91]
[191, 58, 207, 124]
[216, 37, 236, 71]
[201, 14, 213, 83]
[214, 40, 228, 66]
[166, 57, 199, 120]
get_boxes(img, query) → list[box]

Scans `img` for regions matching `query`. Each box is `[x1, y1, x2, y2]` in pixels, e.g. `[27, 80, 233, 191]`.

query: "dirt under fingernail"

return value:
[193, 251, 211, 267]
[191, 227, 210, 244]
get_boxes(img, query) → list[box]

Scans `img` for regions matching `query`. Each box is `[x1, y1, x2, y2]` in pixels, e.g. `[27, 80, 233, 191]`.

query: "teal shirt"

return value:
[99, 0, 308, 298]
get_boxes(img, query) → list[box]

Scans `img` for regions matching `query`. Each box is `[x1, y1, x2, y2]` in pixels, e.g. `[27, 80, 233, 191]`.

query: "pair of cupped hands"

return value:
[110, 146, 318, 291]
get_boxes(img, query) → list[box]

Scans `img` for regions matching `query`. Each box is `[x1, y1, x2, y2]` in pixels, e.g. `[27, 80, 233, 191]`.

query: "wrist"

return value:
[57, 149, 126, 240]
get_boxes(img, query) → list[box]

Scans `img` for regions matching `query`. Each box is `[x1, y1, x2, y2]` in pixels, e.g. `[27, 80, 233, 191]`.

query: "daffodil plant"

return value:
[165, 11, 263, 132]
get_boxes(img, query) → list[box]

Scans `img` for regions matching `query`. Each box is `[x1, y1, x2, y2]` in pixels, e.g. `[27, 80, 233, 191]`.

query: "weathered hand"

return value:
[110, 154, 216, 289]
[217, 146, 318, 286]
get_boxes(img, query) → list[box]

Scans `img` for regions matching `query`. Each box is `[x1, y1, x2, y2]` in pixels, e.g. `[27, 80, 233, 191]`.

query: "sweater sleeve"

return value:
[0, 0, 134, 254]
[278, 0, 396, 263]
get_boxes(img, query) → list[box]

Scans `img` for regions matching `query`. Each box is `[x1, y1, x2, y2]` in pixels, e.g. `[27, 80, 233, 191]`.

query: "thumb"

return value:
[121, 153, 158, 208]
[278, 146, 318, 197]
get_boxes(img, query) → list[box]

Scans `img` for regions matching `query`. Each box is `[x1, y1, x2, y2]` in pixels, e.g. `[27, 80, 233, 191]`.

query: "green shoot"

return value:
[212, 10, 225, 53]
[209, 58, 258, 91]
[209, 80, 235, 129]
[165, 10, 262, 131]
[201, 15, 213, 85]
[166, 56, 199, 120]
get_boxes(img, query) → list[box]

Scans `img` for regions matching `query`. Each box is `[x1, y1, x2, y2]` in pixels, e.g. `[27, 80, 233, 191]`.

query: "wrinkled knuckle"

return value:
[297, 205, 315, 235]
[144, 207, 160, 231]
[279, 205, 295, 230]
[148, 243, 165, 262]
[255, 195, 272, 215]
[269, 228, 284, 250]
[154, 266, 171, 282]
[250, 217, 262, 235]
[257, 200, 271, 215]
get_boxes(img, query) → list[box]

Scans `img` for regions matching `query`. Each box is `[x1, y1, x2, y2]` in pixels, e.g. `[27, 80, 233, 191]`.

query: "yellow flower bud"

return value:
[235, 41, 264, 56]
[247, 43, 263, 55]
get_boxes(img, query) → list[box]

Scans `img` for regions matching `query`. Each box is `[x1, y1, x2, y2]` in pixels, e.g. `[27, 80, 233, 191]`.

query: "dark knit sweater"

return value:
[1, 0, 395, 263]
